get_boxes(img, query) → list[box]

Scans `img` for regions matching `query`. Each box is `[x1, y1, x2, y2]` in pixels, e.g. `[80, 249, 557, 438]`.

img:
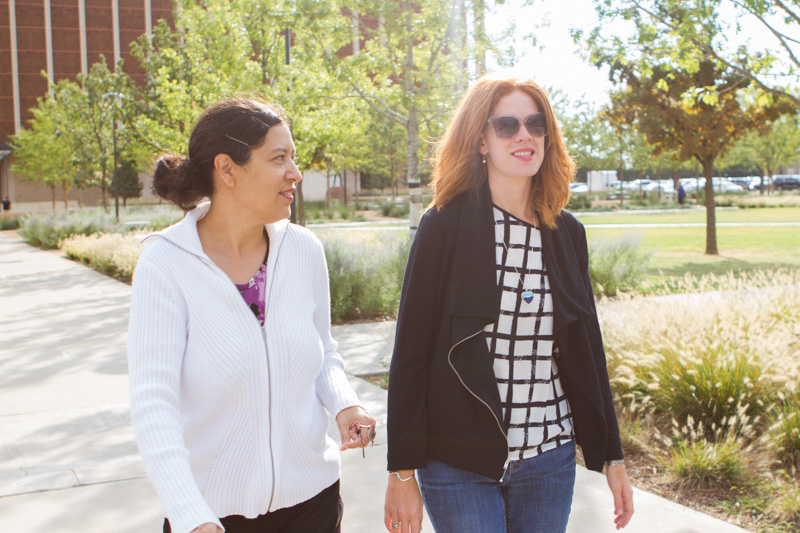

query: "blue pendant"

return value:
[522, 291, 534, 304]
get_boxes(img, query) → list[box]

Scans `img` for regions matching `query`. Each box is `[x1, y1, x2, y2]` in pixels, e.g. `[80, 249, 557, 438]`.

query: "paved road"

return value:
[0, 232, 752, 532]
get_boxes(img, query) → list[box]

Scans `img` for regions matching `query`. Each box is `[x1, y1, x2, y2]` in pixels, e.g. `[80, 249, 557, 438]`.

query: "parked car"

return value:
[570, 182, 589, 194]
[773, 175, 800, 190]
[680, 178, 744, 193]
[748, 177, 771, 191]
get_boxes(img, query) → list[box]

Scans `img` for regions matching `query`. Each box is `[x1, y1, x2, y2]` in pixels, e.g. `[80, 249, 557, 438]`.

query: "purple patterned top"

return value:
[235, 262, 267, 326]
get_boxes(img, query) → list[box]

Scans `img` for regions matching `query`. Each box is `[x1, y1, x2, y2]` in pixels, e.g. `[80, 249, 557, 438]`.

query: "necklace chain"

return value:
[493, 211, 535, 304]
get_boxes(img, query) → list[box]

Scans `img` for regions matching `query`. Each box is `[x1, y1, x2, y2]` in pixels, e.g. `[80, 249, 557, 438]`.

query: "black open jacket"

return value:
[386, 185, 623, 480]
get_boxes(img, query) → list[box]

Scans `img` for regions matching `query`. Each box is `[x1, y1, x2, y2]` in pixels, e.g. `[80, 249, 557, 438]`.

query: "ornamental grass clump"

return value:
[62, 233, 142, 283]
[316, 229, 410, 323]
[644, 268, 800, 296]
[600, 281, 800, 444]
[770, 474, 800, 526]
[765, 395, 800, 471]
[19, 209, 121, 248]
[587, 233, 652, 298]
[661, 436, 749, 489]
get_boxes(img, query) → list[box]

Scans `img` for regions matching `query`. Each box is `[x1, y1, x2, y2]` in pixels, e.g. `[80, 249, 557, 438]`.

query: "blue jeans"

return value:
[417, 442, 576, 533]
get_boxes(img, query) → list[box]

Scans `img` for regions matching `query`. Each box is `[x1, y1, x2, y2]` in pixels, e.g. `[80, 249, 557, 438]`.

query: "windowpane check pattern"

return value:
[485, 206, 574, 462]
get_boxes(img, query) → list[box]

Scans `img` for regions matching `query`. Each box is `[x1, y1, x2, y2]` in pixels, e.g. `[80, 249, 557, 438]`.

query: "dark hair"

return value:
[153, 98, 291, 210]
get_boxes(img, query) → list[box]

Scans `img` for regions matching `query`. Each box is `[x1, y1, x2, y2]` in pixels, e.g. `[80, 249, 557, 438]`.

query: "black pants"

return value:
[164, 481, 343, 533]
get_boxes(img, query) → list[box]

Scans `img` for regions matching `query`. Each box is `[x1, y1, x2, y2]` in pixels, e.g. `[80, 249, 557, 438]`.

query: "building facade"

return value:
[0, 0, 172, 211]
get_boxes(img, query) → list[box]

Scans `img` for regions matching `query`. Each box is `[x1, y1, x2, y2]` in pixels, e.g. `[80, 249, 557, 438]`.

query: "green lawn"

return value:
[582, 207, 800, 279]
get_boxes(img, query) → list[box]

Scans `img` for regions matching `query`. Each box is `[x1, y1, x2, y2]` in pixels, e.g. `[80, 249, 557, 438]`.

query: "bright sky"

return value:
[486, 0, 800, 111]
[486, 0, 613, 108]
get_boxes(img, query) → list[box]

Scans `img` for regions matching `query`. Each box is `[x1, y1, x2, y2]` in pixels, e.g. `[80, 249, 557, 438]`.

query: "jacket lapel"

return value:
[539, 217, 593, 329]
[445, 186, 501, 330]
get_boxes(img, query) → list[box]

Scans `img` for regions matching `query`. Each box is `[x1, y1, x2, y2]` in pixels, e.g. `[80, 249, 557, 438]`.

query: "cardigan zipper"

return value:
[447, 327, 510, 481]
[261, 230, 286, 513]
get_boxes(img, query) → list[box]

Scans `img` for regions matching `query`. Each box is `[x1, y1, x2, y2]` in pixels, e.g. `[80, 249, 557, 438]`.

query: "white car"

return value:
[570, 182, 589, 194]
[680, 178, 744, 193]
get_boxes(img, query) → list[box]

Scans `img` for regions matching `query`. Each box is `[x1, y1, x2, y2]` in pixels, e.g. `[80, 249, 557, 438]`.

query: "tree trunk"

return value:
[472, 0, 487, 76]
[403, 10, 421, 231]
[325, 163, 331, 208]
[51, 185, 56, 211]
[702, 157, 718, 255]
[407, 105, 421, 229]
[296, 179, 305, 226]
[63, 181, 69, 210]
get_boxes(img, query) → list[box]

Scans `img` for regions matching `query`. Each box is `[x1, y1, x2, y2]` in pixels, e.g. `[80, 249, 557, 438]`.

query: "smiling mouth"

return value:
[512, 150, 534, 157]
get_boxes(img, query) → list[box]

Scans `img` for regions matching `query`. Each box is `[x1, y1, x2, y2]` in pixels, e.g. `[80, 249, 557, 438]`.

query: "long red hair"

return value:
[429, 75, 575, 229]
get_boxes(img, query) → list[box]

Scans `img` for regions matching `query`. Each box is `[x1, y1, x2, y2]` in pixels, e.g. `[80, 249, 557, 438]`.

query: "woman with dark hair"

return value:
[383, 75, 633, 532]
[128, 98, 376, 533]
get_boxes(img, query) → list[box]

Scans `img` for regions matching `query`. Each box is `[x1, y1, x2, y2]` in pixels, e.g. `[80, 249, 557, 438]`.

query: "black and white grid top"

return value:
[484, 205, 574, 462]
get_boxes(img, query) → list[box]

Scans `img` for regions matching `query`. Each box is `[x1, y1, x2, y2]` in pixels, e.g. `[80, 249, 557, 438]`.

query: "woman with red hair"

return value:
[384, 75, 633, 533]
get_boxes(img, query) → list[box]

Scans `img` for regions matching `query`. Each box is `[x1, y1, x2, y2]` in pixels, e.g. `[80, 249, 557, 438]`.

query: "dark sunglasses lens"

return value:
[525, 114, 547, 137]
[493, 116, 520, 138]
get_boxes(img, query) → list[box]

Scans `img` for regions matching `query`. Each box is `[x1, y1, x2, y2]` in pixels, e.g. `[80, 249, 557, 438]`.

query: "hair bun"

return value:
[153, 154, 201, 210]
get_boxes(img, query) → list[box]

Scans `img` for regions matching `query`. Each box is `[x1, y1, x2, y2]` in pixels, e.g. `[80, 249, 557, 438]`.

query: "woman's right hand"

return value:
[384, 471, 423, 533]
[191, 523, 222, 533]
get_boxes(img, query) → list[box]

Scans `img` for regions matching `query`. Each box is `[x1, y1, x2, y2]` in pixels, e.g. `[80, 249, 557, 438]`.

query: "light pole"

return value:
[103, 92, 122, 220]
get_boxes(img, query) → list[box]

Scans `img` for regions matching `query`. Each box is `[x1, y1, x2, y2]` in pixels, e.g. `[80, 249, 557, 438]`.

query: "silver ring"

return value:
[391, 523, 400, 529]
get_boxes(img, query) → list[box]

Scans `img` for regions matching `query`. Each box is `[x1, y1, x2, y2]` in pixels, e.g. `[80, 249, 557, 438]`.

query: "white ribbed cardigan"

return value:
[127, 204, 361, 533]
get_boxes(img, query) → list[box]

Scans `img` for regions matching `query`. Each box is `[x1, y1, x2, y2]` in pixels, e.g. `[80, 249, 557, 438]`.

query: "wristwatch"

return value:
[606, 459, 625, 466]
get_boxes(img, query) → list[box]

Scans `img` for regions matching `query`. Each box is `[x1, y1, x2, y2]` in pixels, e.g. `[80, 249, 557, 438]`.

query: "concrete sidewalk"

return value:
[0, 232, 750, 532]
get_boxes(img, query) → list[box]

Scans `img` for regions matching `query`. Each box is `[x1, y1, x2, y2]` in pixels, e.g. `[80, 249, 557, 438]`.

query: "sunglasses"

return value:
[487, 113, 548, 139]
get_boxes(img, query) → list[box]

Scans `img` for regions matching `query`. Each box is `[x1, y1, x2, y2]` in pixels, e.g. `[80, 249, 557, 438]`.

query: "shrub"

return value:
[381, 200, 410, 218]
[766, 396, 800, 470]
[587, 233, 652, 297]
[661, 437, 748, 488]
[62, 233, 142, 283]
[18, 209, 122, 248]
[602, 278, 800, 440]
[304, 200, 362, 223]
[566, 194, 591, 211]
[650, 350, 768, 439]
[771, 474, 800, 526]
[0, 214, 20, 230]
[317, 229, 410, 322]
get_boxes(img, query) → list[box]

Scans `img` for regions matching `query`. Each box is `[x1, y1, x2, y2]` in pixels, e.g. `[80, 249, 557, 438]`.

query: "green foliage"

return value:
[112, 159, 143, 206]
[62, 233, 141, 283]
[587, 233, 651, 297]
[661, 438, 748, 488]
[566, 193, 592, 211]
[12, 57, 143, 210]
[650, 351, 768, 438]
[381, 200, 410, 219]
[303, 201, 363, 224]
[0, 215, 21, 230]
[766, 395, 800, 469]
[18, 210, 122, 249]
[318, 230, 410, 322]
[722, 115, 800, 179]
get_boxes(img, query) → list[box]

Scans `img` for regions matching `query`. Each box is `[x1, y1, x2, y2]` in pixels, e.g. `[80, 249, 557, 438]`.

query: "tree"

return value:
[722, 113, 800, 193]
[112, 159, 144, 207]
[12, 59, 140, 211]
[585, 1, 795, 254]
[324, 0, 470, 226]
[587, 0, 800, 109]
[607, 59, 792, 253]
[558, 98, 621, 175]
[11, 95, 76, 210]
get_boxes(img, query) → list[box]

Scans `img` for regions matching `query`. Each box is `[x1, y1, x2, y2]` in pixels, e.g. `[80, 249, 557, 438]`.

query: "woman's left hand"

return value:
[336, 406, 377, 453]
[606, 464, 634, 529]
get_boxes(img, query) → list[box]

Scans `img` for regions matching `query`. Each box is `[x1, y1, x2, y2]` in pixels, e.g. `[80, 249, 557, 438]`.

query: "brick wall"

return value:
[0, 0, 172, 205]
[0, 0, 174, 144]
